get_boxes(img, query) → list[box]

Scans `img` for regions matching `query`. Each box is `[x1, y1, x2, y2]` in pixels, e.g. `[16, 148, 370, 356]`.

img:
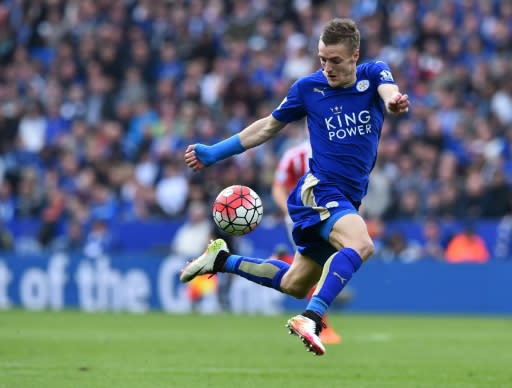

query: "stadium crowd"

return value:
[0, 0, 511, 258]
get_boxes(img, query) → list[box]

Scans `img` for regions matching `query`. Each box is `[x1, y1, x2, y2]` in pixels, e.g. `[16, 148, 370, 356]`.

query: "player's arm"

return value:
[239, 114, 286, 149]
[184, 115, 286, 171]
[377, 83, 409, 115]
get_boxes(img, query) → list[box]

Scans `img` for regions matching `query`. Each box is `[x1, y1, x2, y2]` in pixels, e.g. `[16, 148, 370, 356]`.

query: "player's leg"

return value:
[282, 252, 331, 355]
[286, 217, 342, 344]
[180, 239, 321, 297]
[305, 213, 373, 321]
[307, 286, 342, 344]
[287, 213, 373, 355]
[279, 251, 322, 297]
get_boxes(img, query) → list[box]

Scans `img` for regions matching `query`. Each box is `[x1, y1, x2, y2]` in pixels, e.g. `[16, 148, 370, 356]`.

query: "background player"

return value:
[272, 139, 311, 245]
[181, 18, 409, 355]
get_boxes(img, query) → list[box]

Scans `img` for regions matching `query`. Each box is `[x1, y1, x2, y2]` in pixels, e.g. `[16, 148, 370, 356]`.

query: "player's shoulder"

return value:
[357, 60, 391, 74]
[357, 60, 395, 83]
[290, 70, 328, 100]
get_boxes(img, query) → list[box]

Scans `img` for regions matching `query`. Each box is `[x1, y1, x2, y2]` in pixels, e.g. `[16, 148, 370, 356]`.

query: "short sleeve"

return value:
[272, 80, 306, 123]
[370, 61, 396, 86]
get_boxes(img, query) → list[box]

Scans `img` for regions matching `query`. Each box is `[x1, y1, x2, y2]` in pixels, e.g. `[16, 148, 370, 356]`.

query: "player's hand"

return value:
[387, 93, 409, 115]
[184, 144, 206, 171]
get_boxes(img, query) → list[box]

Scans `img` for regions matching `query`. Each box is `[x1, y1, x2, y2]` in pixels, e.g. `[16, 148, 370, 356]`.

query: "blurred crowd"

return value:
[0, 0, 512, 255]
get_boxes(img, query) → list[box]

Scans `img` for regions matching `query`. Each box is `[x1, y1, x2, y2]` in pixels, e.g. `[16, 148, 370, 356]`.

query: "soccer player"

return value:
[272, 139, 342, 345]
[181, 18, 409, 355]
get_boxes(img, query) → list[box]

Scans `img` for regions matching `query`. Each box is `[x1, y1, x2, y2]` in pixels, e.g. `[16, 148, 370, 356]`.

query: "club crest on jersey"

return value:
[356, 80, 370, 92]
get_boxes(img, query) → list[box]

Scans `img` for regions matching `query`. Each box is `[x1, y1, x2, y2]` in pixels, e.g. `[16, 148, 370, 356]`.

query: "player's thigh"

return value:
[280, 252, 322, 298]
[328, 213, 374, 260]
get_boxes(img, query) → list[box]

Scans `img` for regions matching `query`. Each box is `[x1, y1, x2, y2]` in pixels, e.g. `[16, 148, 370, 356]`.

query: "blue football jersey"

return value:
[272, 61, 396, 203]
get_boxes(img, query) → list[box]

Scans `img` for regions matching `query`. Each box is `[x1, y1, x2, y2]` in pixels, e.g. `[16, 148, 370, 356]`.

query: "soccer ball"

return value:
[212, 185, 263, 236]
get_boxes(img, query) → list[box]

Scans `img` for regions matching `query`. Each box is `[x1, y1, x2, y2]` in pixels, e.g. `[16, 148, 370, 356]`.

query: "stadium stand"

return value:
[0, 0, 511, 261]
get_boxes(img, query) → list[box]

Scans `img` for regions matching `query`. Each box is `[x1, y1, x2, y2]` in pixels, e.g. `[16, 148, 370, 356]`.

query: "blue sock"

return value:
[306, 248, 362, 317]
[224, 255, 289, 290]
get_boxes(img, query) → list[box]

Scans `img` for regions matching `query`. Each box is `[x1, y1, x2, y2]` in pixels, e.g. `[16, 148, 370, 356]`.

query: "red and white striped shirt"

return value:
[273, 141, 312, 193]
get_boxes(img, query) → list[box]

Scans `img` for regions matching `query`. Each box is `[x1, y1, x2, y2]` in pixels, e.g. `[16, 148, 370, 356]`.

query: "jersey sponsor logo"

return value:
[324, 110, 373, 141]
[356, 80, 370, 92]
[325, 201, 339, 208]
[313, 87, 325, 96]
[329, 105, 342, 115]
[379, 70, 394, 82]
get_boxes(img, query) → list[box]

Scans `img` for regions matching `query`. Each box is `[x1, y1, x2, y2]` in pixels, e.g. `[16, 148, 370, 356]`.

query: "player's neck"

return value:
[327, 75, 357, 89]
[338, 79, 356, 88]
[337, 74, 357, 88]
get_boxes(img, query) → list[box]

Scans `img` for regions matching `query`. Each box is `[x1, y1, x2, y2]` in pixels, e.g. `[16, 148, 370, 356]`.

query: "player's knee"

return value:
[357, 238, 375, 260]
[345, 237, 374, 261]
[287, 287, 310, 299]
[280, 280, 310, 299]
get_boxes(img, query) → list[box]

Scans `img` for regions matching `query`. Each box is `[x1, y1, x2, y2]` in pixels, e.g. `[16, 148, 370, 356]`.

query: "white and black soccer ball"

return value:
[212, 185, 263, 236]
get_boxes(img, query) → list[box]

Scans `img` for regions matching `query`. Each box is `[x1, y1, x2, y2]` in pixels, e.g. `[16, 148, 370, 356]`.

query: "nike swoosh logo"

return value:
[181, 262, 206, 282]
[333, 272, 347, 284]
[190, 264, 206, 278]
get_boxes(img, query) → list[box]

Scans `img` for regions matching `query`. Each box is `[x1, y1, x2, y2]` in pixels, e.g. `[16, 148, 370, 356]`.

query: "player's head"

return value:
[318, 18, 360, 88]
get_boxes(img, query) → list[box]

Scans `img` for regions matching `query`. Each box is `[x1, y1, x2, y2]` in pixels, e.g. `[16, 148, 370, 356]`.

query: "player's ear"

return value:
[353, 49, 360, 62]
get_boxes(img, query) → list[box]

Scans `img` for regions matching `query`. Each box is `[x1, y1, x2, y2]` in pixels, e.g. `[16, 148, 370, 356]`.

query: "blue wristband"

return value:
[195, 135, 245, 166]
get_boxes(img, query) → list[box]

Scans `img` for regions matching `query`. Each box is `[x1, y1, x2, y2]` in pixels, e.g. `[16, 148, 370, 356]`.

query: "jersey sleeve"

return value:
[272, 80, 306, 123]
[370, 61, 396, 86]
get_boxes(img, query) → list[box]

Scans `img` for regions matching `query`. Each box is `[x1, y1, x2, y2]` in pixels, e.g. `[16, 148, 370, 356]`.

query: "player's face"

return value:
[318, 40, 359, 88]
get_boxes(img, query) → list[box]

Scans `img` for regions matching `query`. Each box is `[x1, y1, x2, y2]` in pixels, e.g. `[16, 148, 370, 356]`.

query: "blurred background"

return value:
[0, 0, 511, 314]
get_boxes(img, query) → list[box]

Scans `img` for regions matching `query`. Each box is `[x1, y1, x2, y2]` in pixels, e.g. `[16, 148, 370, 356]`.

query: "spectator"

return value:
[419, 218, 445, 260]
[380, 230, 422, 263]
[37, 188, 66, 249]
[282, 37, 315, 81]
[482, 170, 512, 218]
[15, 168, 45, 218]
[459, 168, 486, 218]
[17, 101, 47, 154]
[1, 0, 512, 256]
[445, 224, 490, 264]
[83, 218, 118, 259]
[155, 159, 189, 218]
[494, 211, 512, 260]
[171, 200, 212, 259]
[0, 220, 13, 251]
[51, 218, 85, 253]
[363, 157, 392, 218]
[0, 181, 15, 222]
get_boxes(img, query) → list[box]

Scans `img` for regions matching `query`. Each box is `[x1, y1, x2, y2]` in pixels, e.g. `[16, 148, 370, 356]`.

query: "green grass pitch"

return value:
[1, 310, 511, 388]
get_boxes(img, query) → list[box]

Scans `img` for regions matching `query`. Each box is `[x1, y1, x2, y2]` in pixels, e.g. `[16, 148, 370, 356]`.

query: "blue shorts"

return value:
[287, 172, 360, 266]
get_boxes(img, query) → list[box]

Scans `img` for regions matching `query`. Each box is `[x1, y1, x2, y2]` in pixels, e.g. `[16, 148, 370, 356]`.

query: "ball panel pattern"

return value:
[212, 185, 263, 236]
